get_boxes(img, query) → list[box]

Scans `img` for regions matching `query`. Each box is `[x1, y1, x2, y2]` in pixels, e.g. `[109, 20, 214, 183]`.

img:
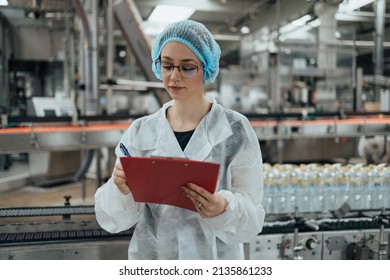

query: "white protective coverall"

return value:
[94, 97, 265, 259]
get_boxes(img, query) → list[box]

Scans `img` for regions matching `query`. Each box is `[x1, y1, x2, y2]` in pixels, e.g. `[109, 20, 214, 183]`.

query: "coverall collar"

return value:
[144, 97, 233, 161]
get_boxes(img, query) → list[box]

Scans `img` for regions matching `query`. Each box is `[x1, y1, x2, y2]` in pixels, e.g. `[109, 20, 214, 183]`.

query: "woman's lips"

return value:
[169, 85, 185, 91]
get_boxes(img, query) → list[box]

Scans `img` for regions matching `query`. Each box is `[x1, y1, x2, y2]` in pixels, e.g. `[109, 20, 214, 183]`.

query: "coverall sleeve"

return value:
[94, 126, 142, 233]
[199, 118, 265, 244]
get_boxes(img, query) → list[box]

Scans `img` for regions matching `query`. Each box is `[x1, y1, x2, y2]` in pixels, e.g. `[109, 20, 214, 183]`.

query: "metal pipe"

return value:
[375, 0, 385, 77]
[64, 15, 77, 124]
[352, 27, 357, 112]
[91, 0, 99, 114]
[374, 0, 386, 99]
[106, 0, 114, 115]
[71, 0, 96, 115]
[0, 13, 10, 114]
[73, 149, 95, 182]
[0, 15, 5, 113]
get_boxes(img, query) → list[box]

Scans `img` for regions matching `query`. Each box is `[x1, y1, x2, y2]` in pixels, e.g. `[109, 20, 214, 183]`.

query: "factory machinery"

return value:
[0, 201, 389, 260]
[0, 113, 389, 260]
[1, 0, 390, 260]
[0, 112, 389, 186]
[1, 112, 389, 159]
[248, 208, 390, 260]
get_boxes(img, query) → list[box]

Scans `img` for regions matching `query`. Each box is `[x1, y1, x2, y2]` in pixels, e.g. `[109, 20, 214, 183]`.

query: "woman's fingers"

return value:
[182, 183, 228, 217]
[183, 183, 208, 202]
[114, 162, 131, 195]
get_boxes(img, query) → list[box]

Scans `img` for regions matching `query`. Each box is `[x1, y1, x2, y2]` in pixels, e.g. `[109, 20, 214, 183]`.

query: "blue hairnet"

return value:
[151, 20, 221, 83]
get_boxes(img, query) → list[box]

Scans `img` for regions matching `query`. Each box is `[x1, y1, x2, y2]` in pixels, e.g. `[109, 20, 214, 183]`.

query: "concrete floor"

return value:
[0, 178, 97, 208]
[0, 155, 100, 208]
[0, 160, 125, 261]
[0, 157, 100, 226]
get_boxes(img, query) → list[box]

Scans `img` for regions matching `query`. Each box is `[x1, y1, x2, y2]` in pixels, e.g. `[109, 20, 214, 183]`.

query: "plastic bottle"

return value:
[335, 165, 349, 209]
[370, 166, 385, 209]
[311, 165, 325, 212]
[273, 166, 288, 214]
[361, 166, 373, 209]
[382, 166, 390, 208]
[348, 164, 366, 210]
[296, 164, 310, 212]
[322, 165, 337, 211]
[285, 165, 298, 213]
[262, 164, 272, 214]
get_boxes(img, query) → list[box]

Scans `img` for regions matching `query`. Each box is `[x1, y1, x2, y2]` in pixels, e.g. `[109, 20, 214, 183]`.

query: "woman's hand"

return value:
[182, 183, 228, 218]
[113, 162, 131, 195]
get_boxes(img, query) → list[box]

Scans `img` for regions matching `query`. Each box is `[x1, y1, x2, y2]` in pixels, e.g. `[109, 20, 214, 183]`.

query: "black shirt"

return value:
[174, 129, 195, 151]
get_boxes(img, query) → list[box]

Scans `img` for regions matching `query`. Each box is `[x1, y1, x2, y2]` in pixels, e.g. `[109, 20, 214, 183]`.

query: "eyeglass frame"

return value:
[154, 59, 202, 79]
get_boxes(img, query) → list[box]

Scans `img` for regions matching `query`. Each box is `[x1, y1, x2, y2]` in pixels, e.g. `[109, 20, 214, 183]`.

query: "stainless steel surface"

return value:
[99, 79, 165, 90]
[0, 214, 130, 260]
[0, 118, 388, 153]
[1, 179, 388, 260]
[252, 119, 390, 141]
[2, 210, 388, 260]
[0, 240, 128, 260]
[0, 123, 127, 153]
[248, 228, 389, 260]
[2, 226, 388, 260]
[106, 0, 114, 115]
[1, 119, 389, 168]
[376, 0, 386, 78]
[72, 0, 98, 115]
[262, 138, 358, 163]
[247, 232, 322, 260]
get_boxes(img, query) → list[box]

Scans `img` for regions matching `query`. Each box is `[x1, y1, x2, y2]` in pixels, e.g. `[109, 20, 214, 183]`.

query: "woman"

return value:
[94, 20, 265, 260]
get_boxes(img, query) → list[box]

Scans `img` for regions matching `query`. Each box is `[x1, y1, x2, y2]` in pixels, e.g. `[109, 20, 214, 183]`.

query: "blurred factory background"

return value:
[0, 0, 390, 260]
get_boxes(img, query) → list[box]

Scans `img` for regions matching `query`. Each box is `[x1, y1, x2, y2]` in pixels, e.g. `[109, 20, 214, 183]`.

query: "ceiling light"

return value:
[141, 21, 166, 37]
[147, 5, 195, 23]
[119, 50, 127, 58]
[143, 5, 195, 36]
[240, 25, 250, 34]
[0, 0, 8, 6]
[279, 14, 312, 34]
[339, 0, 374, 11]
[291, 15, 312, 27]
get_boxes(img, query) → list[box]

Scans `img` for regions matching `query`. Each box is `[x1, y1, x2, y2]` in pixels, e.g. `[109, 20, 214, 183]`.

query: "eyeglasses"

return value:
[155, 60, 200, 79]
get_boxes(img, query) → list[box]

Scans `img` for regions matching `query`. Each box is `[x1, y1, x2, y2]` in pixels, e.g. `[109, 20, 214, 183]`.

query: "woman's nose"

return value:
[170, 67, 182, 81]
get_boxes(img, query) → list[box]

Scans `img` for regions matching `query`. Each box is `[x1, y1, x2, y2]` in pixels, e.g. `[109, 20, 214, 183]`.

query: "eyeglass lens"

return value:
[158, 61, 199, 79]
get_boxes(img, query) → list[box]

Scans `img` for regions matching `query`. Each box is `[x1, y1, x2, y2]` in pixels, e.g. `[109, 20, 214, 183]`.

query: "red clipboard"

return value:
[119, 156, 220, 212]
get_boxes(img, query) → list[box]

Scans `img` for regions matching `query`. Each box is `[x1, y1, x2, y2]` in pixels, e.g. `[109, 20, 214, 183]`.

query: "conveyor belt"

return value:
[261, 217, 389, 234]
[1, 117, 388, 135]
[0, 206, 95, 217]
[1, 117, 389, 152]
[0, 228, 133, 246]
[0, 122, 129, 134]
[0, 205, 132, 246]
[1, 216, 388, 246]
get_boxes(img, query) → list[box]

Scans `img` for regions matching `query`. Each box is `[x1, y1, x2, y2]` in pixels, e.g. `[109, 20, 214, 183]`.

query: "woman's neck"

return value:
[167, 97, 211, 132]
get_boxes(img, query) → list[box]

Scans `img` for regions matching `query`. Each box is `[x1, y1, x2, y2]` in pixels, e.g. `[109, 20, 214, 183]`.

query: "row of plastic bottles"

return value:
[262, 163, 390, 214]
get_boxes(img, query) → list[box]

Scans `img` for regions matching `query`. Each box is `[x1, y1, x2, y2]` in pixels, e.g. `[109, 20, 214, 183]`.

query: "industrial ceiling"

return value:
[3, 0, 390, 73]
